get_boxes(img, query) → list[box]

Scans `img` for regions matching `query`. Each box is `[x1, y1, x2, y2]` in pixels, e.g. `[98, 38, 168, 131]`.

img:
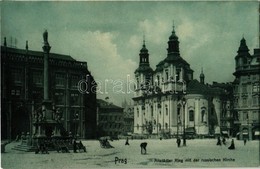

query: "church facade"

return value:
[133, 25, 231, 138]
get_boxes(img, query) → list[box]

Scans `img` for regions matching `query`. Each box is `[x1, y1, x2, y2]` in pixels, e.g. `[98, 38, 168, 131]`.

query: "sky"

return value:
[1, 1, 259, 106]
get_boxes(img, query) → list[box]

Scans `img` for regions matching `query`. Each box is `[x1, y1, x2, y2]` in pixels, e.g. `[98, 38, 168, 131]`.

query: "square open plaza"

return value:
[1, 139, 259, 168]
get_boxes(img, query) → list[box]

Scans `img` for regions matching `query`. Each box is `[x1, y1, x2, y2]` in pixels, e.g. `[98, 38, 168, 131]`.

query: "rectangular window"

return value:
[234, 85, 238, 93]
[71, 93, 80, 105]
[243, 111, 248, 120]
[11, 68, 22, 84]
[242, 98, 247, 107]
[242, 85, 247, 93]
[71, 74, 79, 88]
[55, 92, 65, 105]
[253, 85, 260, 93]
[253, 111, 258, 120]
[33, 70, 43, 86]
[11, 89, 21, 98]
[55, 73, 66, 87]
[252, 96, 258, 106]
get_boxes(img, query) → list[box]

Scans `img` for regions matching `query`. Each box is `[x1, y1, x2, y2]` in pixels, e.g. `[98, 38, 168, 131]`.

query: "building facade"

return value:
[122, 100, 134, 135]
[1, 35, 97, 140]
[233, 38, 260, 140]
[133, 25, 231, 138]
[97, 99, 124, 138]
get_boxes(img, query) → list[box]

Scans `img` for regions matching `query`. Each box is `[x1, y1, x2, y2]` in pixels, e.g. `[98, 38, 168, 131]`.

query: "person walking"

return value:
[228, 139, 235, 150]
[244, 139, 247, 145]
[216, 137, 222, 146]
[176, 137, 181, 147]
[222, 137, 226, 145]
[125, 137, 130, 146]
[73, 140, 77, 153]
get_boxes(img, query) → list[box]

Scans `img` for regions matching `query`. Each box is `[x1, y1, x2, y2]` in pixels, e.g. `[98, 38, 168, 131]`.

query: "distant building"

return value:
[122, 100, 134, 135]
[1, 36, 97, 140]
[97, 99, 124, 138]
[233, 38, 260, 140]
[132, 25, 231, 138]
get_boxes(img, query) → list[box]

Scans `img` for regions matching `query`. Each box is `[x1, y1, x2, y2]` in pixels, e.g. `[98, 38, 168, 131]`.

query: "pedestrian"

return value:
[176, 138, 181, 147]
[216, 137, 222, 146]
[244, 139, 247, 145]
[73, 140, 77, 153]
[228, 139, 235, 150]
[125, 137, 129, 145]
[222, 137, 226, 145]
[140, 142, 147, 154]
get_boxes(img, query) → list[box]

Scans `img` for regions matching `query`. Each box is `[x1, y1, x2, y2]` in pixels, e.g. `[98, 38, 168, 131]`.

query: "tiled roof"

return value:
[187, 79, 225, 95]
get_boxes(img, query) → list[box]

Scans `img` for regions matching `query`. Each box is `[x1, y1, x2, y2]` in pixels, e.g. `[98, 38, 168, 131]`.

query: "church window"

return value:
[165, 70, 169, 81]
[157, 75, 160, 86]
[177, 107, 181, 116]
[165, 123, 168, 129]
[189, 110, 194, 122]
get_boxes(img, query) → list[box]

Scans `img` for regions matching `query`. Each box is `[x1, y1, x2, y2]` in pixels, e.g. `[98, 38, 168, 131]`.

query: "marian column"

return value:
[42, 30, 51, 100]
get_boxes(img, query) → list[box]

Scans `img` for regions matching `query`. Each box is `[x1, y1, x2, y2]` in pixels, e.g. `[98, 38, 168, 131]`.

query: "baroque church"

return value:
[133, 25, 232, 137]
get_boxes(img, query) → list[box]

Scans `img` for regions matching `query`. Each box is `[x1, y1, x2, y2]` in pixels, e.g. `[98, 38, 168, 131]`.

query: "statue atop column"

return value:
[43, 30, 49, 46]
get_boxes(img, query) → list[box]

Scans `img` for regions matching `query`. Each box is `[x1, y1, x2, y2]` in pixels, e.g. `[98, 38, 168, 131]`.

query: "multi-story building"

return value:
[233, 37, 260, 140]
[133, 25, 231, 138]
[1, 34, 97, 140]
[97, 99, 124, 138]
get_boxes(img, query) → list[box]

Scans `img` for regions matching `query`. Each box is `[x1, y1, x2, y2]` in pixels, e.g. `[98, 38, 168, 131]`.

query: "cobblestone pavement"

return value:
[1, 138, 259, 169]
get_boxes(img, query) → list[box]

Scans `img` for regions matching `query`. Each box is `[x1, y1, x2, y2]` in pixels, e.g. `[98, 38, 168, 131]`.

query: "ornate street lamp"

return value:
[182, 97, 186, 146]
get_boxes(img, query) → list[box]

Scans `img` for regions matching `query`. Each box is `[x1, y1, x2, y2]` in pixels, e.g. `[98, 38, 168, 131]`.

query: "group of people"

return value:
[216, 136, 235, 150]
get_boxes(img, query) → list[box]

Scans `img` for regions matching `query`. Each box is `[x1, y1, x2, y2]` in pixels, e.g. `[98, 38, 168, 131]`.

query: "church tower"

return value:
[235, 37, 251, 70]
[134, 38, 153, 96]
[200, 68, 205, 84]
[167, 24, 180, 57]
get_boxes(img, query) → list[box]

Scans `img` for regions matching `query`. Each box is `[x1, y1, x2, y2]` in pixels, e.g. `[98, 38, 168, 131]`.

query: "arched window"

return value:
[137, 108, 139, 118]
[166, 107, 168, 116]
[165, 123, 168, 129]
[137, 124, 139, 130]
[189, 110, 194, 121]
[201, 109, 206, 122]
[158, 123, 162, 131]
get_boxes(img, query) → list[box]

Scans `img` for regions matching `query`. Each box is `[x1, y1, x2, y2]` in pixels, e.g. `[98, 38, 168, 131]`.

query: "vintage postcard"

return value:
[1, 1, 259, 169]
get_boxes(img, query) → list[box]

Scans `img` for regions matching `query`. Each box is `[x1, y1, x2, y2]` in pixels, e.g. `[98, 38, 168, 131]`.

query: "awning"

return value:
[254, 131, 260, 136]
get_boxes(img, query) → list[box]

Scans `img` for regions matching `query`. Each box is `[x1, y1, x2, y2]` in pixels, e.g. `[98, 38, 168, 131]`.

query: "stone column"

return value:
[42, 30, 51, 101]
